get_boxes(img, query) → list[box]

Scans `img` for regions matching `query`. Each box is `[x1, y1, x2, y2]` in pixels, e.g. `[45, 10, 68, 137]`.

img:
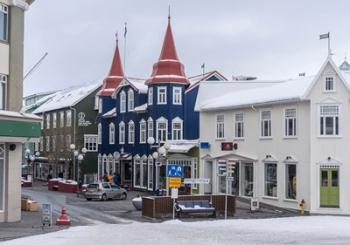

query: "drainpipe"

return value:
[70, 106, 77, 180]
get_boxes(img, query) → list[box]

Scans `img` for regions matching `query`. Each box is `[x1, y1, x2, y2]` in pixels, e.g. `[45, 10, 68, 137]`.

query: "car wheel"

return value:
[121, 193, 127, 200]
[86, 198, 92, 201]
[101, 194, 108, 201]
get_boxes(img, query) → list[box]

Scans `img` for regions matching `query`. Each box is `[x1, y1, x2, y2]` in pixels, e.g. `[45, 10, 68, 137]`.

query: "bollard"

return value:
[299, 199, 305, 215]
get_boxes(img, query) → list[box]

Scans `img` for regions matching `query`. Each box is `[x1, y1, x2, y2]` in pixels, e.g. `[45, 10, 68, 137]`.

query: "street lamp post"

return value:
[70, 144, 88, 181]
[25, 149, 39, 183]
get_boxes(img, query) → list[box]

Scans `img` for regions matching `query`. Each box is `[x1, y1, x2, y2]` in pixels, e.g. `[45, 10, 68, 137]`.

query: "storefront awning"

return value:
[166, 140, 199, 153]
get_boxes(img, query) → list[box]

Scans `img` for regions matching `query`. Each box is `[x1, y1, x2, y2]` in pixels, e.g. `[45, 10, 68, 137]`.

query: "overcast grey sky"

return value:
[23, 0, 350, 96]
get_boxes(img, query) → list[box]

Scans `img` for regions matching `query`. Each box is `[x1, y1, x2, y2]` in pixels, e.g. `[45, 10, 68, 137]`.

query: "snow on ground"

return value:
[4, 216, 350, 245]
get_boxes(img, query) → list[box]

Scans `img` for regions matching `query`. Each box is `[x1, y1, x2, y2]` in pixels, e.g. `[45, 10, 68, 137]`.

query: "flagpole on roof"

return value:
[124, 22, 127, 75]
[319, 32, 331, 56]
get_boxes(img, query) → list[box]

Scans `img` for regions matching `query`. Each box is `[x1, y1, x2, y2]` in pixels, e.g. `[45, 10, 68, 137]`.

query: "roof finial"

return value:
[115, 32, 118, 44]
[345, 52, 347, 61]
[168, 5, 171, 23]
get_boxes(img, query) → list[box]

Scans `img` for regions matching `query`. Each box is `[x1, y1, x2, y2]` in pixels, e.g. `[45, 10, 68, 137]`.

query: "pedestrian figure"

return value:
[113, 172, 120, 185]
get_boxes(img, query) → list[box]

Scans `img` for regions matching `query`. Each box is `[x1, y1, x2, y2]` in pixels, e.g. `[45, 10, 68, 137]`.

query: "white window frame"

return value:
[119, 121, 125, 144]
[41, 115, 44, 130]
[46, 114, 50, 129]
[264, 162, 278, 198]
[148, 117, 154, 139]
[52, 135, 56, 152]
[0, 74, 7, 110]
[66, 110, 72, 127]
[260, 110, 272, 138]
[95, 96, 99, 110]
[216, 114, 225, 139]
[65, 135, 71, 150]
[284, 108, 297, 137]
[120, 91, 126, 113]
[172, 117, 183, 140]
[97, 123, 102, 144]
[319, 104, 340, 137]
[324, 76, 336, 92]
[140, 119, 146, 144]
[45, 136, 50, 152]
[172, 87, 182, 105]
[52, 112, 57, 129]
[148, 87, 153, 105]
[157, 86, 167, 105]
[156, 117, 168, 143]
[84, 134, 98, 152]
[60, 111, 64, 128]
[0, 4, 8, 42]
[109, 123, 115, 145]
[285, 163, 297, 200]
[128, 121, 135, 144]
[39, 137, 44, 151]
[128, 89, 134, 111]
[234, 112, 244, 139]
[133, 156, 141, 188]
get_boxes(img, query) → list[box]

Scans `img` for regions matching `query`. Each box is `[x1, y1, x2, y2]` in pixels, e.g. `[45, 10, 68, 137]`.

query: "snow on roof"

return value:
[102, 108, 116, 118]
[197, 76, 314, 111]
[186, 71, 228, 93]
[127, 77, 148, 94]
[166, 140, 199, 153]
[195, 80, 283, 111]
[21, 92, 59, 113]
[33, 83, 101, 114]
[0, 110, 41, 121]
[134, 103, 148, 112]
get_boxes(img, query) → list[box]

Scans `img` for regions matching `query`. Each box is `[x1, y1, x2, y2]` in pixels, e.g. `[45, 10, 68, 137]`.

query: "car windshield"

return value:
[87, 184, 99, 189]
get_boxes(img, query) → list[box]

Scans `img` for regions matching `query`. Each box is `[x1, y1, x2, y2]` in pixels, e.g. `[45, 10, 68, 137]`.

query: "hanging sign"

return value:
[183, 178, 210, 184]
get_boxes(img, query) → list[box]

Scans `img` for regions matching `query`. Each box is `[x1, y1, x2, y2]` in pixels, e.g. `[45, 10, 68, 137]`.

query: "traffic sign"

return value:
[168, 177, 181, 188]
[167, 165, 183, 178]
[42, 203, 52, 226]
[183, 178, 210, 184]
[171, 188, 178, 199]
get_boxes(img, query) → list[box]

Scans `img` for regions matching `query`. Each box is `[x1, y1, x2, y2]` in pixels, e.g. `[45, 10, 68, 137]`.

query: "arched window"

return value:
[120, 91, 126, 113]
[98, 123, 102, 144]
[128, 89, 134, 111]
[156, 117, 168, 143]
[109, 123, 115, 144]
[140, 119, 146, 143]
[172, 117, 183, 140]
[128, 121, 135, 144]
[147, 117, 154, 139]
[119, 121, 125, 144]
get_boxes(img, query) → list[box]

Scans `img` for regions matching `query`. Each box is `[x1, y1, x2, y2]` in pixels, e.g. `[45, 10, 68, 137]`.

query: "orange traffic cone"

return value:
[56, 207, 71, 226]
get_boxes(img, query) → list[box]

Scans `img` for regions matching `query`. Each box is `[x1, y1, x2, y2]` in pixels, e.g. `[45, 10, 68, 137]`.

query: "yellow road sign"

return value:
[168, 177, 181, 188]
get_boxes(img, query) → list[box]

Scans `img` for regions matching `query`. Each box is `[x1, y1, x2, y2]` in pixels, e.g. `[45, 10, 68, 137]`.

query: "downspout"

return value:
[70, 106, 77, 180]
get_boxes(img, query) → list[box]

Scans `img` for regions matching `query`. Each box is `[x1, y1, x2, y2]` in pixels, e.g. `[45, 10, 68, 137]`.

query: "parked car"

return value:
[84, 182, 127, 201]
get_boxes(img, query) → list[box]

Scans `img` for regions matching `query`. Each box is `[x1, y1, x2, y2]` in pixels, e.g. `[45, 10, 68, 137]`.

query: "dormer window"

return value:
[120, 91, 126, 113]
[325, 77, 335, 92]
[128, 89, 134, 111]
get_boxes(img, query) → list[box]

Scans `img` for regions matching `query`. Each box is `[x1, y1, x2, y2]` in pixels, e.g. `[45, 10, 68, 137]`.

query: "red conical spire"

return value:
[97, 34, 125, 96]
[146, 15, 189, 85]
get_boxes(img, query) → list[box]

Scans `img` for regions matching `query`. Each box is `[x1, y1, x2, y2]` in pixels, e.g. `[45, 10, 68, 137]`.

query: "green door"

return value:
[320, 168, 339, 207]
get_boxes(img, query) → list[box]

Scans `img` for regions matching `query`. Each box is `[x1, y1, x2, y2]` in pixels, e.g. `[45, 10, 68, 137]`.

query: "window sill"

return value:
[283, 136, 298, 140]
[157, 103, 167, 105]
[140, 142, 146, 144]
[109, 143, 115, 145]
[259, 137, 273, 140]
[283, 198, 298, 203]
[323, 90, 336, 94]
[317, 136, 342, 139]
[262, 196, 278, 200]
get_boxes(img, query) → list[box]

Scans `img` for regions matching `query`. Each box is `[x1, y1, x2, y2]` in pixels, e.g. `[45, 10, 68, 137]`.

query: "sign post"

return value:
[171, 188, 178, 220]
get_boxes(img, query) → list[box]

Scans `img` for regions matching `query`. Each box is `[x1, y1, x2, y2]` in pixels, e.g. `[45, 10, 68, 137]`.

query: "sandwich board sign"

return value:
[42, 203, 52, 227]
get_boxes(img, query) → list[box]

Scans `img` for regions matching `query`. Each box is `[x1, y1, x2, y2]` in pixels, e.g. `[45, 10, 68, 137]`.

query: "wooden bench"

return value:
[175, 200, 216, 218]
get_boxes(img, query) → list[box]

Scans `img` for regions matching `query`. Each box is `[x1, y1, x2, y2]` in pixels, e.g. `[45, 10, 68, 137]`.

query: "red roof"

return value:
[146, 18, 189, 85]
[97, 38, 124, 96]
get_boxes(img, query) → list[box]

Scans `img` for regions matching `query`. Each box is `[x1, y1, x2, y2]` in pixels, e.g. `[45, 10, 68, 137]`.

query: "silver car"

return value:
[84, 182, 127, 201]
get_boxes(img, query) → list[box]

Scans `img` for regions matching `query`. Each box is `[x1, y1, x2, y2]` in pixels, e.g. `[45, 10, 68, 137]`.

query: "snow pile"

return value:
[4, 216, 350, 245]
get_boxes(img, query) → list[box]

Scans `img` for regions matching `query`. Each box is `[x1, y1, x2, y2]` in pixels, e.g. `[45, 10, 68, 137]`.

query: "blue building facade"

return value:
[97, 18, 226, 193]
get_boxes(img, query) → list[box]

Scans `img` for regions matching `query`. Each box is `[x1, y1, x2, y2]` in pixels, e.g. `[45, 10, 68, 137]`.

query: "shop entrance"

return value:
[320, 168, 339, 207]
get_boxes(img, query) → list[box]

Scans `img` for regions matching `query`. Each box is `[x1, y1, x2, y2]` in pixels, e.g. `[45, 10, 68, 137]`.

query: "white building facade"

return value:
[196, 57, 350, 214]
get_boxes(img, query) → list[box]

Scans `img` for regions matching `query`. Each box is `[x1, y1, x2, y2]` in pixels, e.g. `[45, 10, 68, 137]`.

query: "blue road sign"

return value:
[167, 165, 183, 178]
